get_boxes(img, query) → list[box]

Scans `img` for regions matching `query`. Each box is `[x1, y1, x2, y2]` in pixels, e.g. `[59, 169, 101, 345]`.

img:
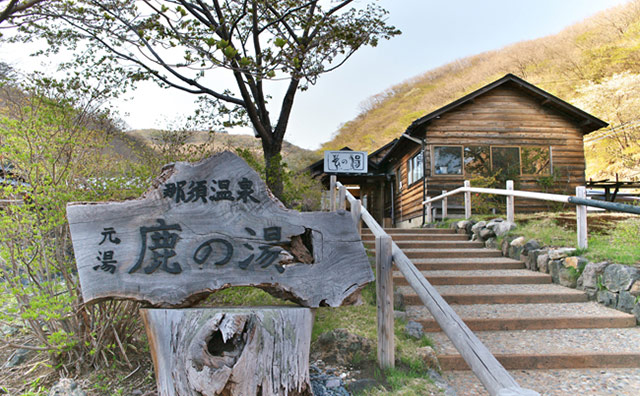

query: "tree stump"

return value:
[141, 307, 313, 396]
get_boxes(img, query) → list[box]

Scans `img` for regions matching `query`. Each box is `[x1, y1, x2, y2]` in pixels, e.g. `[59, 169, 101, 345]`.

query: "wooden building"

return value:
[312, 74, 608, 227]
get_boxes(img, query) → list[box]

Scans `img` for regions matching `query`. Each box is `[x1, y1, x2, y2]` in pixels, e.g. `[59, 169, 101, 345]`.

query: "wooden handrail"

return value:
[335, 181, 539, 396]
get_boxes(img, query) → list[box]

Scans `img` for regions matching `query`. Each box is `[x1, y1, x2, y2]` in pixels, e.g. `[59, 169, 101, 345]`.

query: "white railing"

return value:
[423, 180, 590, 249]
[329, 176, 539, 396]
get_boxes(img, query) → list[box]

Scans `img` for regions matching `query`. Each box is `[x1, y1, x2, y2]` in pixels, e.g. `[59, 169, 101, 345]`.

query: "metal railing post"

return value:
[576, 186, 588, 249]
[376, 234, 394, 369]
[506, 180, 515, 223]
[464, 180, 471, 219]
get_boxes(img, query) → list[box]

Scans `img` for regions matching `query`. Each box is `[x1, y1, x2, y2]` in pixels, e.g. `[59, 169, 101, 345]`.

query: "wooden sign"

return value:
[67, 151, 373, 307]
[323, 150, 368, 173]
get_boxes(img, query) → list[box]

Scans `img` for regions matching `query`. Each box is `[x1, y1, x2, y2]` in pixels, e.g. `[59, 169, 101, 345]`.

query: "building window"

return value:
[407, 151, 424, 185]
[464, 146, 491, 176]
[395, 167, 403, 192]
[433, 146, 462, 175]
[491, 147, 520, 179]
[521, 147, 551, 175]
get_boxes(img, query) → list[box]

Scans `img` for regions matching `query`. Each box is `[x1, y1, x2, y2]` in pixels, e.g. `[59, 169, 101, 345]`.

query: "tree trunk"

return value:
[263, 142, 285, 202]
[141, 307, 313, 396]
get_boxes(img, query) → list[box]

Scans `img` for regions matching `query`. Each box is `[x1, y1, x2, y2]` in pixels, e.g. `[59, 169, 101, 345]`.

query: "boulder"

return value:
[597, 290, 618, 308]
[522, 240, 541, 255]
[510, 236, 525, 247]
[311, 329, 374, 366]
[524, 250, 540, 271]
[501, 237, 515, 257]
[493, 221, 516, 237]
[537, 254, 550, 274]
[485, 237, 498, 250]
[416, 346, 440, 371]
[48, 379, 87, 396]
[630, 281, 640, 297]
[617, 291, 637, 313]
[578, 262, 609, 290]
[404, 321, 424, 340]
[456, 220, 472, 230]
[548, 248, 576, 260]
[633, 303, 640, 325]
[471, 221, 486, 236]
[549, 260, 563, 284]
[559, 266, 578, 288]
[5, 348, 31, 368]
[603, 264, 640, 293]
[479, 228, 495, 240]
[485, 218, 504, 230]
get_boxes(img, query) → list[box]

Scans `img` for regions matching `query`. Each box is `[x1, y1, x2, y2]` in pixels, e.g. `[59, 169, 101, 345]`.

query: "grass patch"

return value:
[585, 218, 640, 265]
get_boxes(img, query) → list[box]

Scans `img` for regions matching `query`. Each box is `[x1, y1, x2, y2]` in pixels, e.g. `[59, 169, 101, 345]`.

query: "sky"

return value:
[1, 0, 631, 150]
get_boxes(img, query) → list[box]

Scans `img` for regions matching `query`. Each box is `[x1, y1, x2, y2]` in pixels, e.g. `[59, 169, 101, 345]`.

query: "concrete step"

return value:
[363, 228, 458, 235]
[393, 269, 552, 286]
[443, 368, 640, 396]
[406, 302, 636, 332]
[409, 257, 525, 271]
[397, 284, 588, 305]
[398, 248, 503, 259]
[361, 233, 469, 241]
[364, 240, 485, 249]
[429, 327, 640, 370]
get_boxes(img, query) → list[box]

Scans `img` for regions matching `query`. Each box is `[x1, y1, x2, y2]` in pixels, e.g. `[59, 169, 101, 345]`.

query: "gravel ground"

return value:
[310, 364, 351, 396]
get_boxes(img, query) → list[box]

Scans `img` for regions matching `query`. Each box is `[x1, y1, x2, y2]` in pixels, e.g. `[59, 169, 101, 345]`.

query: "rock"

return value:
[603, 264, 640, 293]
[493, 221, 516, 237]
[548, 248, 576, 260]
[633, 303, 640, 325]
[584, 288, 598, 301]
[479, 228, 495, 240]
[49, 379, 87, 396]
[510, 237, 525, 247]
[416, 346, 441, 371]
[0, 325, 19, 337]
[617, 291, 637, 313]
[485, 237, 498, 249]
[404, 320, 424, 340]
[346, 379, 378, 394]
[559, 266, 578, 288]
[471, 234, 478, 241]
[325, 378, 341, 389]
[564, 257, 579, 269]
[471, 221, 486, 235]
[549, 260, 563, 284]
[5, 348, 31, 368]
[485, 218, 504, 230]
[537, 254, 550, 274]
[394, 310, 408, 321]
[524, 250, 539, 271]
[130, 391, 143, 396]
[630, 281, 640, 297]
[501, 237, 515, 257]
[311, 329, 374, 366]
[597, 290, 618, 308]
[394, 291, 405, 311]
[508, 245, 523, 260]
[522, 240, 541, 255]
[456, 220, 472, 231]
[578, 262, 609, 290]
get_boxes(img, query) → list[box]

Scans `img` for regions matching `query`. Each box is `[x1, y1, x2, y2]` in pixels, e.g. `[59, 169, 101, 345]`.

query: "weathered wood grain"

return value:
[375, 235, 394, 368]
[141, 307, 313, 396]
[67, 151, 373, 307]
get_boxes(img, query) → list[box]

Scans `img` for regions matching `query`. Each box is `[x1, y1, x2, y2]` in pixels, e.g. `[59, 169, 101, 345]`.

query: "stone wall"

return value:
[452, 219, 640, 324]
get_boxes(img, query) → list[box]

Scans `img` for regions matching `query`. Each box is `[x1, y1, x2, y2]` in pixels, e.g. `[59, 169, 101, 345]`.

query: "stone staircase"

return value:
[362, 227, 640, 396]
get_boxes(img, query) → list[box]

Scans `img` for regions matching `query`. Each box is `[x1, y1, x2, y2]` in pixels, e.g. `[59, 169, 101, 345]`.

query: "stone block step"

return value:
[363, 228, 457, 235]
[399, 248, 502, 259]
[410, 257, 525, 271]
[442, 368, 640, 396]
[406, 302, 636, 331]
[429, 327, 640, 370]
[393, 269, 551, 286]
[364, 240, 484, 249]
[361, 233, 469, 241]
[397, 284, 588, 305]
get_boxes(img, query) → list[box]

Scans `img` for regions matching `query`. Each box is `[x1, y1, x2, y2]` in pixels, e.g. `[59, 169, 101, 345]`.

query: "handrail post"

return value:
[338, 185, 346, 210]
[426, 197, 432, 223]
[329, 175, 337, 211]
[464, 180, 471, 219]
[376, 234, 394, 369]
[506, 180, 515, 223]
[351, 199, 362, 235]
[442, 190, 448, 219]
[576, 186, 588, 249]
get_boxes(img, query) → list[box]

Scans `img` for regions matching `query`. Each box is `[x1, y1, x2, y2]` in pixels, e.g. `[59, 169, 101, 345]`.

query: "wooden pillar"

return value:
[506, 180, 515, 223]
[375, 235, 394, 369]
[329, 175, 337, 211]
[464, 180, 471, 219]
[576, 186, 588, 249]
[351, 199, 362, 235]
[442, 190, 448, 219]
[141, 307, 313, 396]
[338, 185, 346, 210]
[377, 181, 385, 225]
[426, 197, 432, 223]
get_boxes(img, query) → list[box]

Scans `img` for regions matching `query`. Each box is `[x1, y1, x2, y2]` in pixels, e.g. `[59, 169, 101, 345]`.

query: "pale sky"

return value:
[1, 0, 630, 150]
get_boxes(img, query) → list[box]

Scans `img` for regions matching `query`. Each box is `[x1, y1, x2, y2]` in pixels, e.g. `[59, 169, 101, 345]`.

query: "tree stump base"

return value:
[141, 307, 313, 396]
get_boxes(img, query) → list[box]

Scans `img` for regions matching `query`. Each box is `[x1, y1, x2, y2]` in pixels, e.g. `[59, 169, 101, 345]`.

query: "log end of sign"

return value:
[142, 307, 314, 396]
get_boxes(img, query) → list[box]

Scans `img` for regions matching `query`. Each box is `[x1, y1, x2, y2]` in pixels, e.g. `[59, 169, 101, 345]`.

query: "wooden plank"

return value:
[141, 307, 313, 396]
[464, 181, 471, 219]
[442, 190, 448, 219]
[329, 175, 337, 211]
[338, 185, 346, 210]
[67, 152, 373, 308]
[376, 235, 394, 369]
[576, 186, 588, 249]
[426, 198, 433, 223]
[351, 199, 362, 235]
[506, 180, 515, 223]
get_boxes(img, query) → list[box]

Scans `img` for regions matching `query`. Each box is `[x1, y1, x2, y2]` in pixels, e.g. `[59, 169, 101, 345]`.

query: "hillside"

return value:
[322, 0, 640, 180]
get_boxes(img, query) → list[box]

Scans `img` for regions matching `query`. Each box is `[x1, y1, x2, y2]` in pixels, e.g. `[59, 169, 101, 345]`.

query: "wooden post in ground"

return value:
[351, 199, 362, 235]
[338, 185, 346, 210]
[376, 235, 394, 369]
[464, 180, 472, 219]
[506, 180, 515, 223]
[426, 197, 432, 223]
[576, 186, 588, 249]
[442, 190, 448, 220]
[329, 175, 337, 211]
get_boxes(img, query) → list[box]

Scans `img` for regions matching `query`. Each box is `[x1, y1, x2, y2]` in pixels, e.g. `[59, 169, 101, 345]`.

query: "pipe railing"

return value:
[329, 176, 539, 396]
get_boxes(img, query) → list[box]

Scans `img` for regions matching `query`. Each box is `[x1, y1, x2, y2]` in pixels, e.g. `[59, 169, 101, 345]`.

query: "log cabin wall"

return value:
[389, 85, 591, 225]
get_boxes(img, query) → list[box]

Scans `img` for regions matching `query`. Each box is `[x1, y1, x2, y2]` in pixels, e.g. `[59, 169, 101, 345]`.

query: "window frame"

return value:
[431, 145, 464, 177]
[406, 150, 424, 186]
